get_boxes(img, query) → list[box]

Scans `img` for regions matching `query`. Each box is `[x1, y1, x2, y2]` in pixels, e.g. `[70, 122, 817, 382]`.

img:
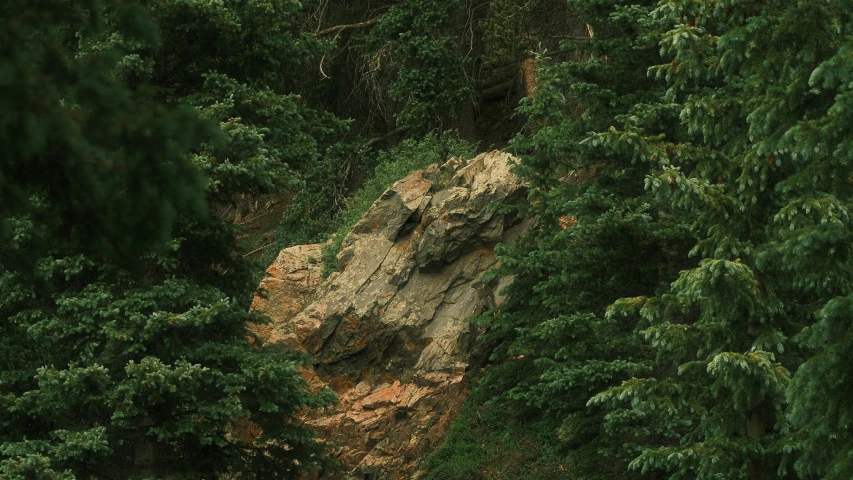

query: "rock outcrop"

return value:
[251, 151, 528, 479]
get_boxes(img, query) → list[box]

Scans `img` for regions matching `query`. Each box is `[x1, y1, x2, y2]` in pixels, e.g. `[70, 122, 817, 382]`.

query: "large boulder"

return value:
[251, 151, 529, 479]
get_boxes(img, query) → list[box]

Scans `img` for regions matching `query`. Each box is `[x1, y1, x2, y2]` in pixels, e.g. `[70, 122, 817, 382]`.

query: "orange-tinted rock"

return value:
[250, 243, 325, 349]
[251, 152, 530, 479]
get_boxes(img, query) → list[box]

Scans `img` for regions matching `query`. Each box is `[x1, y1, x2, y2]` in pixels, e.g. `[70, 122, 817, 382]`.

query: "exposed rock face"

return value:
[251, 151, 528, 479]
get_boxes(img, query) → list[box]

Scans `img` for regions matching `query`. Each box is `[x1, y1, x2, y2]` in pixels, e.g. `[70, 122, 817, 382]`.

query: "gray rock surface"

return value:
[250, 151, 529, 479]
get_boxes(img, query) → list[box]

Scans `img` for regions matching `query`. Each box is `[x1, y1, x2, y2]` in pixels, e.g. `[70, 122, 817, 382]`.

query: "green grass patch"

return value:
[423, 380, 571, 480]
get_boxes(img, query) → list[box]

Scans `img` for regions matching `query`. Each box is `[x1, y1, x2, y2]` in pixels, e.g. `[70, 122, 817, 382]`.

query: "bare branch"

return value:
[319, 54, 331, 79]
[314, 18, 378, 37]
[242, 242, 277, 258]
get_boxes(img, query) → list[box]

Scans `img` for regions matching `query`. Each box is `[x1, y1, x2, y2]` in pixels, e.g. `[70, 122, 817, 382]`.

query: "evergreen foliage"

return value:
[6, 0, 853, 478]
[1, 1, 336, 478]
[0, 0, 211, 262]
[361, 0, 472, 130]
[595, 2, 853, 479]
[431, 2, 853, 480]
[456, 1, 694, 478]
[0, 246, 334, 478]
[479, 0, 575, 69]
[134, 0, 349, 200]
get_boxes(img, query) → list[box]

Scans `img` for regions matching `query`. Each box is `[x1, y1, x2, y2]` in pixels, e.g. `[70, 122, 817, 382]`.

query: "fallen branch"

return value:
[315, 18, 377, 37]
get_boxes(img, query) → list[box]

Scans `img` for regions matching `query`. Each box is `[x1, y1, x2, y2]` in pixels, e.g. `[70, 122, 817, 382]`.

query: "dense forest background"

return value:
[2, 0, 853, 479]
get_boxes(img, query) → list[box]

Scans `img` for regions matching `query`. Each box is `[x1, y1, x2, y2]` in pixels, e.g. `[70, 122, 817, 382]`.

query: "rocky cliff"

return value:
[250, 151, 529, 479]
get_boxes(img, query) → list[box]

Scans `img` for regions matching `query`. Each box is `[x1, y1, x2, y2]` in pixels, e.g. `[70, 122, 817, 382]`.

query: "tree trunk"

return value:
[133, 417, 160, 479]
[746, 322, 765, 480]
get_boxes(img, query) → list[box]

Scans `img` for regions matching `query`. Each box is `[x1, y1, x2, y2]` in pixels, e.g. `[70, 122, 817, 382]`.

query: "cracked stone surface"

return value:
[250, 151, 529, 479]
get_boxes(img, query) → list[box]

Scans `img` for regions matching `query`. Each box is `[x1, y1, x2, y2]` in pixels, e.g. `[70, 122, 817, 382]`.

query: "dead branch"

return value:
[315, 18, 378, 37]
[242, 242, 277, 258]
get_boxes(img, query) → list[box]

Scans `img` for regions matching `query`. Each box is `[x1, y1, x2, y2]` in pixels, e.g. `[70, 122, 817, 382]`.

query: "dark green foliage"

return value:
[143, 0, 328, 95]
[460, 1, 693, 478]
[277, 141, 375, 248]
[187, 73, 346, 202]
[424, 386, 571, 480]
[1, 1, 338, 478]
[590, 1, 853, 478]
[0, 247, 334, 479]
[424, 404, 483, 480]
[0, 0, 212, 262]
[428, 1, 853, 478]
[133, 0, 349, 197]
[479, 0, 577, 69]
[305, 0, 474, 136]
[362, 0, 472, 130]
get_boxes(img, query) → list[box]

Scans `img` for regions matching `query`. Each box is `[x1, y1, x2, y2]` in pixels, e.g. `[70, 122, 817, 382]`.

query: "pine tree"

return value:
[1, 1, 337, 478]
[359, 0, 473, 131]
[0, 0, 212, 263]
[595, 1, 852, 479]
[0, 246, 334, 478]
[770, 2, 853, 478]
[472, 1, 694, 477]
